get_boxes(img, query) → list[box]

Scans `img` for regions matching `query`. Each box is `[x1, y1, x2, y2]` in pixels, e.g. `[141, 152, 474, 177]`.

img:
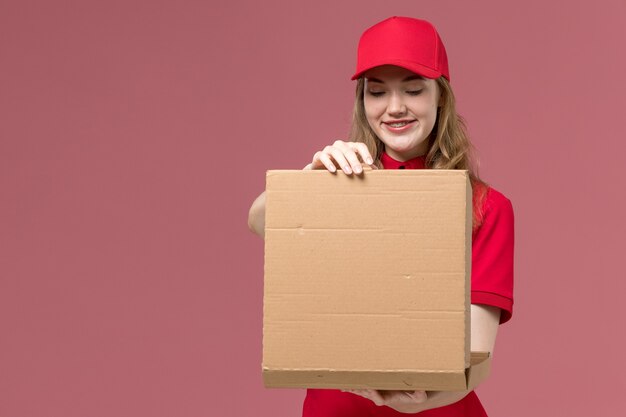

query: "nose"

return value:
[387, 92, 407, 116]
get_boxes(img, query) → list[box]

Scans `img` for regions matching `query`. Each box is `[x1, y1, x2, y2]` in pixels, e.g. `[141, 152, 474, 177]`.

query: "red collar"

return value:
[380, 151, 427, 170]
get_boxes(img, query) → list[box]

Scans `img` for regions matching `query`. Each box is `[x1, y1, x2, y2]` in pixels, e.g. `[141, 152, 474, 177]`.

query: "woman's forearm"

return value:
[402, 305, 501, 413]
[248, 191, 266, 238]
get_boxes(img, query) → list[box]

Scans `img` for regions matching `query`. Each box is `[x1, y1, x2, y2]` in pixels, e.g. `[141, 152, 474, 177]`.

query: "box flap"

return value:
[263, 352, 492, 391]
[466, 351, 491, 390]
[263, 368, 468, 391]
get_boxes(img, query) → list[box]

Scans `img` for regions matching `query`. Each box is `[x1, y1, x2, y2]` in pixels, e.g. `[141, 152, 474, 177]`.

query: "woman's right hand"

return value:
[303, 140, 376, 174]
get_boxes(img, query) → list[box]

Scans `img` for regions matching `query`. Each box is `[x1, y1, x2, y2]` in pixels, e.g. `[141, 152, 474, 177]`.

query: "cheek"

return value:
[364, 100, 384, 124]
[412, 100, 438, 123]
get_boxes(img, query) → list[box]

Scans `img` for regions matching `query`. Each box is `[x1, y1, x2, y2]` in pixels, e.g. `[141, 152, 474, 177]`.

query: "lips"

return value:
[383, 120, 416, 132]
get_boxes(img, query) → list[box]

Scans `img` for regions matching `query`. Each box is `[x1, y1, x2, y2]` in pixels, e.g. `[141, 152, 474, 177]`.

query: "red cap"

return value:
[351, 16, 450, 82]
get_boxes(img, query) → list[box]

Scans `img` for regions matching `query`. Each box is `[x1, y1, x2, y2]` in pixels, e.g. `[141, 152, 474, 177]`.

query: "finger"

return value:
[350, 142, 374, 165]
[406, 390, 427, 403]
[366, 390, 386, 406]
[354, 389, 372, 400]
[335, 143, 364, 174]
[312, 151, 337, 173]
[345, 389, 368, 400]
[325, 146, 353, 175]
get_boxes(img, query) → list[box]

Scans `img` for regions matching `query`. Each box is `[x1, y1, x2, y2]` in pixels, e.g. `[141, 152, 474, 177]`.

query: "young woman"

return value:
[248, 16, 514, 416]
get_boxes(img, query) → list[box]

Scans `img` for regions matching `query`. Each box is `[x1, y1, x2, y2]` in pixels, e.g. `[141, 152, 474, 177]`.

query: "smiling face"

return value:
[363, 65, 441, 161]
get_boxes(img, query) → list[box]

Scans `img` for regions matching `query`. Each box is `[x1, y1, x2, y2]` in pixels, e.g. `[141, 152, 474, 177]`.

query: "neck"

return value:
[384, 147, 427, 162]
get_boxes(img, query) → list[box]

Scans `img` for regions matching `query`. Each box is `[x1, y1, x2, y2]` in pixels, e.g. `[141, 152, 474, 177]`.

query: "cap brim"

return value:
[351, 60, 444, 80]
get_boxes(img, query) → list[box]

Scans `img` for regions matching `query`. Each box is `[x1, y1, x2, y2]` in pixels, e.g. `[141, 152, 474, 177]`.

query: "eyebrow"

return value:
[366, 75, 426, 83]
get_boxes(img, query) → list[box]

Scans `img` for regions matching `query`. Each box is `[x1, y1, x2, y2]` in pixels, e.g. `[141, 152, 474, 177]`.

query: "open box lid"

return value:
[263, 169, 475, 391]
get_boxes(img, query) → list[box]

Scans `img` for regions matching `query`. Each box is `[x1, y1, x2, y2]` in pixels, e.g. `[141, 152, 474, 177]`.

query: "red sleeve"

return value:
[470, 187, 515, 324]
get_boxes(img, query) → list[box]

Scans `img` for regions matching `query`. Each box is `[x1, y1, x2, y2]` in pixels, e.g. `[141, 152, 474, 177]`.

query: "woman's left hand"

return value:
[342, 389, 427, 413]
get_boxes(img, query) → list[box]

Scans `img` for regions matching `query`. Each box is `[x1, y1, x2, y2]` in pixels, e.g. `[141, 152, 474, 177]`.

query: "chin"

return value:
[383, 139, 418, 151]
[385, 139, 429, 157]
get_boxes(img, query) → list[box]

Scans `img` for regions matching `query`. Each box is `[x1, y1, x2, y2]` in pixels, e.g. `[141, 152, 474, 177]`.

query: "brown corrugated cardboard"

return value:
[262, 169, 488, 391]
[467, 352, 491, 391]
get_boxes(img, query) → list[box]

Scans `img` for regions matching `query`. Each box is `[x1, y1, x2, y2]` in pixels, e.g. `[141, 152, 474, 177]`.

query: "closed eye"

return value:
[367, 90, 423, 97]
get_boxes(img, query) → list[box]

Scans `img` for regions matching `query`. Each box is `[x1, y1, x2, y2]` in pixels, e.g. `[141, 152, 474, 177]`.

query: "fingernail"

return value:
[354, 165, 362, 174]
[344, 165, 352, 174]
[367, 157, 373, 164]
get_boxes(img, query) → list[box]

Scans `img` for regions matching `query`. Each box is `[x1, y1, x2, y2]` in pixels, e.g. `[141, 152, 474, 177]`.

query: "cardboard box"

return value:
[262, 168, 490, 391]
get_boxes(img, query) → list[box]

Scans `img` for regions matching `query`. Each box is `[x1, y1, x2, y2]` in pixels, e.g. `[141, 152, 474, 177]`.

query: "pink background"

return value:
[2, 0, 625, 415]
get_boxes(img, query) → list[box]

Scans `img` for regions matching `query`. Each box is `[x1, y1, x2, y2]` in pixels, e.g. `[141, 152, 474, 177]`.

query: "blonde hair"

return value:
[348, 76, 489, 229]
